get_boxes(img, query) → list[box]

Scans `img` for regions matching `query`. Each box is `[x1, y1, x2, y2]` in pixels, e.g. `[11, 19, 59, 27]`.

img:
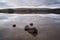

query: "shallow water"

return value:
[0, 13, 60, 40]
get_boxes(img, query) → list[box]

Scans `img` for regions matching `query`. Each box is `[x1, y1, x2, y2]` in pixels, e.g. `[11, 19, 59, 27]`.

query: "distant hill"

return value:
[0, 8, 60, 14]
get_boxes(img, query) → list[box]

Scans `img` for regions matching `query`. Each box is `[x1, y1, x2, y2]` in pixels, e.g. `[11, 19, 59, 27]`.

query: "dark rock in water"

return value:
[28, 27, 38, 37]
[12, 24, 16, 27]
[24, 25, 38, 37]
[24, 25, 29, 31]
[29, 23, 33, 26]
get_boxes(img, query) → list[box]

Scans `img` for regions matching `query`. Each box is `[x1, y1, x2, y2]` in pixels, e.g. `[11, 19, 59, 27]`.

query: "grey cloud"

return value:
[12, 0, 60, 6]
[0, 0, 60, 7]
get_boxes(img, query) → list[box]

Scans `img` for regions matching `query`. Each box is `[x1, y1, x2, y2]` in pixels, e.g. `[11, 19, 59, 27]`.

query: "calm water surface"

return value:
[0, 13, 60, 40]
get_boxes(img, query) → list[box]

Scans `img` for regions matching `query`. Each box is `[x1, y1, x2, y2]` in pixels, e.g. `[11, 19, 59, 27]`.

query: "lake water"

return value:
[0, 13, 60, 40]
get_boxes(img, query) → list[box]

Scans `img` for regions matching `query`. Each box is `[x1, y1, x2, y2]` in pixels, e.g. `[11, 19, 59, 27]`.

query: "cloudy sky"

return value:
[0, 0, 60, 8]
